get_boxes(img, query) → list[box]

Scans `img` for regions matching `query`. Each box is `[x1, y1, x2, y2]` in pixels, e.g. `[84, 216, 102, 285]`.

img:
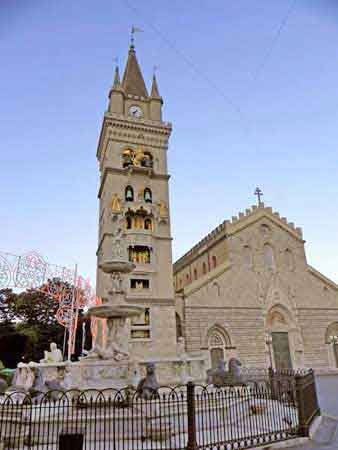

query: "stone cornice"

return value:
[96, 231, 172, 254]
[98, 167, 170, 199]
[97, 113, 172, 159]
[307, 265, 338, 292]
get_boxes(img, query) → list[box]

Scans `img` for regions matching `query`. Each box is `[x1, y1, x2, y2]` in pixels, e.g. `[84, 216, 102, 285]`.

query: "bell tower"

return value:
[96, 43, 177, 359]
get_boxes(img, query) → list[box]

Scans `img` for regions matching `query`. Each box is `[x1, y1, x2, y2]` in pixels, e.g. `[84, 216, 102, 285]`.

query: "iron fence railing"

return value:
[0, 369, 319, 450]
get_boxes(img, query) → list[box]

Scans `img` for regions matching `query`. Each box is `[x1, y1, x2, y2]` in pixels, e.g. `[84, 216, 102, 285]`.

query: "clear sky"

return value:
[1, 0, 338, 286]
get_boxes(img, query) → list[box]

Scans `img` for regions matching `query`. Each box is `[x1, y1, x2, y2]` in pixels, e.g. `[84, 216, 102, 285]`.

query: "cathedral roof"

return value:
[122, 45, 148, 97]
[174, 203, 303, 272]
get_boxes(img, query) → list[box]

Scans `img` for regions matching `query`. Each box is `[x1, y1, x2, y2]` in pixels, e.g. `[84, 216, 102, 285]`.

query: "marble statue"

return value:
[137, 363, 159, 399]
[40, 342, 63, 364]
[111, 227, 124, 259]
[207, 357, 243, 387]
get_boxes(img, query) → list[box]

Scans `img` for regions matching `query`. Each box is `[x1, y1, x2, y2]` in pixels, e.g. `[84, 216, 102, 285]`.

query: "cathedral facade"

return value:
[96, 43, 338, 372]
[174, 204, 338, 371]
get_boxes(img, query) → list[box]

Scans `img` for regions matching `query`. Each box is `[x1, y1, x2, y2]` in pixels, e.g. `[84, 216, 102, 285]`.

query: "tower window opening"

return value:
[126, 216, 132, 229]
[186, 273, 190, 284]
[212, 256, 217, 269]
[131, 307, 151, 339]
[130, 279, 150, 289]
[194, 268, 198, 280]
[141, 152, 153, 168]
[202, 262, 207, 275]
[144, 218, 153, 230]
[144, 188, 152, 203]
[125, 186, 134, 202]
[129, 246, 151, 264]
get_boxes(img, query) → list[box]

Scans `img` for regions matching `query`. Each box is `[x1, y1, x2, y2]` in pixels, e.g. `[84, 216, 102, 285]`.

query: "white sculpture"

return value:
[40, 343, 63, 364]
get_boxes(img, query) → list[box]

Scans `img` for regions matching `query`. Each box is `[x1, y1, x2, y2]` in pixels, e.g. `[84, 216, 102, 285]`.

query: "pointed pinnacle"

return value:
[150, 74, 161, 99]
[113, 66, 120, 87]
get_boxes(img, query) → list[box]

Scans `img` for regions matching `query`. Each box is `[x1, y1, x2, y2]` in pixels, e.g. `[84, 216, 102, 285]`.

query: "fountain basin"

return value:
[99, 260, 135, 274]
[88, 304, 144, 319]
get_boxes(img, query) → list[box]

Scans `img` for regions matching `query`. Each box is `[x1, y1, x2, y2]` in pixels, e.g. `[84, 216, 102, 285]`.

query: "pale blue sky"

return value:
[1, 0, 338, 285]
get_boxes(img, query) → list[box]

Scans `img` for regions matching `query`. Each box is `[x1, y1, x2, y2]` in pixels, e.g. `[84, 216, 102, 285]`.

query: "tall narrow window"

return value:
[194, 268, 198, 280]
[264, 244, 275, 269]
[144, 218, 153, 231]
[144, 188, 152, 203]
[186, 273, 190, 284]
[284, 249, 294, 270]
[125, 186, 134, 202]
[242, 245, 252, 270]
[212, 256, 217, 269]
[202, 262, 207, 275]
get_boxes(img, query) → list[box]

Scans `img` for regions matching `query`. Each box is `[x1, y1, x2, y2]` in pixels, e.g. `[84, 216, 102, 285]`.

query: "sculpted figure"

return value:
[137, 363, 159, 399]
[111, 194, 121, 213]
[133, 147, 145, 166]
[158, 201, 168, 218]
[112, 227, 124, 259]
[40, 342, 63, 364]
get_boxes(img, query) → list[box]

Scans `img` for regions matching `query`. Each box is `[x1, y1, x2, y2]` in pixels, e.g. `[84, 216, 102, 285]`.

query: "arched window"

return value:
[128, 245, 151, 264]
[186, 273, 190, 284]
[242, 245, 252, 269]
[212, 256, 217, 269]
[202, 262, 207, 275]
[263, 244, 275, 269]
[126, 216, 132, 230]
[125, 186, 134, 202]
[194, 268, 198, 280]
[144, 218, 153, 231]
[144, 188, 152, 203]
[284, 249, 294, 270]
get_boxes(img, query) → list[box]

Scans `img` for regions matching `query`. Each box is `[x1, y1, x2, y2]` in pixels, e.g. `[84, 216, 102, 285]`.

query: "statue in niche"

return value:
[111, 227, 124, 259]
[158, 200, 168, 219]
[40, 342, 63, 364]
[111, 194, 121, 213]
[133, 147, 146, 166]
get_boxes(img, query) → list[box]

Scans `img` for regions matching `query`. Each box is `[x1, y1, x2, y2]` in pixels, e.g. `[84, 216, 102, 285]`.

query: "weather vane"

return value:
[254, 187, 263, 206]
[130, 25, 143, 47]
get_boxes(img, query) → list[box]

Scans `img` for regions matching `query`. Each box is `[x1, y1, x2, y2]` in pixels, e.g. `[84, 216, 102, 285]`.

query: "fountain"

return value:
[71, 227, 145, 390]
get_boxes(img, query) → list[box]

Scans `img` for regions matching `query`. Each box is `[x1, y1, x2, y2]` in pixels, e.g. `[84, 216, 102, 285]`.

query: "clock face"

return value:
[129, 105, 143, 118]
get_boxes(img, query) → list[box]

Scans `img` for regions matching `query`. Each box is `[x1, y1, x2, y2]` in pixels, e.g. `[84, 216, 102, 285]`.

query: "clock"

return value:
[129, 105, 143, 118]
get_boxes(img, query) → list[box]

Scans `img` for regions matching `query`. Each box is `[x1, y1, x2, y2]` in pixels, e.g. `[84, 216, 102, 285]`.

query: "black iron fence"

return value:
[0, 369, 319, 450]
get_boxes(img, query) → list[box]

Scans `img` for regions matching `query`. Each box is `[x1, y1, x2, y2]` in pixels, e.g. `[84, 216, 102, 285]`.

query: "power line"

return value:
[122, 0, 246, 125]
[249, 0, 298, 89]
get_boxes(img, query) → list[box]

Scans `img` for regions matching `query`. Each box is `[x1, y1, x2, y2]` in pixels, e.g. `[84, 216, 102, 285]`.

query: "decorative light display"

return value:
[0, 250, 97, 356]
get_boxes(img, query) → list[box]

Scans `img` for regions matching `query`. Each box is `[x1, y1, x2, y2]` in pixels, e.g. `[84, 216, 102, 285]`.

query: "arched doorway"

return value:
[266, 306, 293, 370]
[325, 322, 338, 368]
[207, 326, 232, 370]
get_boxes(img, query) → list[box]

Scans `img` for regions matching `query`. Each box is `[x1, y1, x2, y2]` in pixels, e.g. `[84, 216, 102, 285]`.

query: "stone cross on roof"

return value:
[254, 187, 263, 206]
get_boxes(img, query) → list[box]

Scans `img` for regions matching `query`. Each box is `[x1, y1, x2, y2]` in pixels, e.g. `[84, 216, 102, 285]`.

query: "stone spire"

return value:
[122, 45, 148, 97]
[150, 74, 161, 99]
[113, 65, 120, 87]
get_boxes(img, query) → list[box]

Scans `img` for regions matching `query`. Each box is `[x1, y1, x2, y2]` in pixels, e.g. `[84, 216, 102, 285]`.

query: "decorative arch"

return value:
[325, 322, 338, 368]
[263, 243, 275, 270]
[144, 188, 152, 203]
[242, 245, 253, 270]
[207, 324, 233, 370]
[125, 185, 134, 202]
[325, 322, 338, 344]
